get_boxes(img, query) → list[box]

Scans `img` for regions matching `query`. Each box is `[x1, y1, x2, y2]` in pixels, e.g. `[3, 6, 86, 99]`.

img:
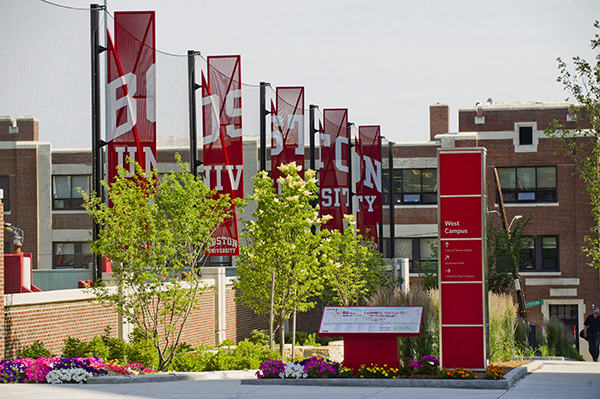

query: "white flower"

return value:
[46, 368, 93, 384]
[280, 363, 308, 379]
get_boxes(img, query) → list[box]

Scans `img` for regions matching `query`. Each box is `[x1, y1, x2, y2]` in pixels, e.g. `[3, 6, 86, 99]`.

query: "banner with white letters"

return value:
[106, 11, 156, 184]
[271, 87, 305, 185]
[356, 126, 382, 244]
[320, 109, 348, 232]
[202, 56, 243, 256]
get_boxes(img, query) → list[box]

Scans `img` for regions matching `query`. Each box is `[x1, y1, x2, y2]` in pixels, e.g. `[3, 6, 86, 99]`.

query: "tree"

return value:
[487, 215, 534, 294]
[234, 163, 327, 358]
[545, 21, 600, 268]
[321, 215, 389, 306]
[82, 156, 235, 370]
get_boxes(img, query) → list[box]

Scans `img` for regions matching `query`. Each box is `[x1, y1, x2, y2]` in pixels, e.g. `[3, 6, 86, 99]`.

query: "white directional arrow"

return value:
[445, 255, 450, 260]
[445, 242, 450, 248]
[446, 268, 451, 273]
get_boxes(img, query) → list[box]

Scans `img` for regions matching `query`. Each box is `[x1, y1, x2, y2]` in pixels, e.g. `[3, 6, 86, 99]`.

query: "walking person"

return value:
[583, 306, 600, 361]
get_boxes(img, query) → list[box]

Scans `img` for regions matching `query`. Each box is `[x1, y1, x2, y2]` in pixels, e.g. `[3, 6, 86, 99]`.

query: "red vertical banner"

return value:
[107, 12, 156, 183]
[356, 126, 382, 244]
[271, 87, 305, 185]
[437, 148, 488, 370]
[320, 109, 348, 232]
[202, 56, 243, 256]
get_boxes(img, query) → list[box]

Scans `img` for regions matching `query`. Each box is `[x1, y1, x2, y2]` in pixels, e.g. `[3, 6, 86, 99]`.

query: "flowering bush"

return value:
[299, 357, 340, 378]
[440, 367, 477, 379]
[256, 359, 286, 379]
[356, 364, 399, 379]
[412, 355, 439, 375]
[0, 357, 155, 384]
[484, 365, 506, 380]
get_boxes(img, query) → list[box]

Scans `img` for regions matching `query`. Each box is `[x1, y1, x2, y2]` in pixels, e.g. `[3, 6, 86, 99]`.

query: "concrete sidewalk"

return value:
[0, 360, 598, 399]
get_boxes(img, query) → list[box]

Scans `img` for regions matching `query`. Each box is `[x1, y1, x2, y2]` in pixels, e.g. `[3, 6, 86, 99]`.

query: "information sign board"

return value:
[319, 306, 424, 335]
[438, 148, 488, 371]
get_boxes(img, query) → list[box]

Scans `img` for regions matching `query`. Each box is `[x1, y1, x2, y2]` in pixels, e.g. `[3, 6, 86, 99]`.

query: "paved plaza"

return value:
[0, 361, 598, 399]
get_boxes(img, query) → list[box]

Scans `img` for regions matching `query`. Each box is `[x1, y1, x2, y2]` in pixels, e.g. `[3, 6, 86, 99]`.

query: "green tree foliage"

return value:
[545, 21, 600, 268]
[417, 241, 439, 291]
[235, 163, 328, 357]
[82, 155, 235, 370]
[321, 216, 389, 306]
[487, 215, 534, 294]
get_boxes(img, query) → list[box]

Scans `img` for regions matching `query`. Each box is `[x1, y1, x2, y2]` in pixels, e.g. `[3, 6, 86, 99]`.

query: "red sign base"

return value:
[342, 335, 400, 372]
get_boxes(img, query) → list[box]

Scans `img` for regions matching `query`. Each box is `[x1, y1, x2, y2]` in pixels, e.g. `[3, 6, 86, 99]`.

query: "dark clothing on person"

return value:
[584, 313, 600, 361]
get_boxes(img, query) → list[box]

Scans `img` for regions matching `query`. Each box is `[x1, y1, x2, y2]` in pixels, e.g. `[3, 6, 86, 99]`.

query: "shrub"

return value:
[19, 340, 53, 359]
[86, 336, 110, 361]
[542, 317, 583, 360]
[61, 337, 88, 358]
[127, 339, 158, 370]
[250, 329, 269, 346]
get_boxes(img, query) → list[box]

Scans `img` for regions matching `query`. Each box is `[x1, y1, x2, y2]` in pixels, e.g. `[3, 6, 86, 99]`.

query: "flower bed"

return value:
[0, 357, 156, 384]
[256, 356, 507, 380]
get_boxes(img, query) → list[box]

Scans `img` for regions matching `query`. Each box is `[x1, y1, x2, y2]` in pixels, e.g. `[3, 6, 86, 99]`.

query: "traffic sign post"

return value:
[438, 148, 488, 371]
[526, 300, 544, 308]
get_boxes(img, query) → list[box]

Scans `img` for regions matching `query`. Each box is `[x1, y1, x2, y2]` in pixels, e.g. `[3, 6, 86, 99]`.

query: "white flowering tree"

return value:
[321, 215, 388, 306]
[234, 163, 329, 357]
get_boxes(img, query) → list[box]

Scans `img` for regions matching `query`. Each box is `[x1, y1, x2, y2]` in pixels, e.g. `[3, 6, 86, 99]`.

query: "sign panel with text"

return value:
[438, 148, 487, 370]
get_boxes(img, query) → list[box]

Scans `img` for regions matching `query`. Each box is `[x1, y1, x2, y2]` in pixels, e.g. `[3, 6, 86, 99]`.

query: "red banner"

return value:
[320, 109, 348, 231]
[107, 12, 156, 183]
[202, 56, 243, 256]
[271, 87, 305, 186]
[356, 126, 382, 243]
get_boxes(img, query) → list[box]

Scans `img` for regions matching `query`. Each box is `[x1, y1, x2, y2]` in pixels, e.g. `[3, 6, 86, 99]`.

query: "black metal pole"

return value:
[259, 82, 268, 172]
[188, 50, 199, 177]
[91, 4, 103, 283]
[309, 105, 316, 172]
[388, 142, 395, 259]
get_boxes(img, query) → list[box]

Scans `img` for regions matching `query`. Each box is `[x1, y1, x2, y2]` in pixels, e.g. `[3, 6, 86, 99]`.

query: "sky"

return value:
[1, 0, 598, 148]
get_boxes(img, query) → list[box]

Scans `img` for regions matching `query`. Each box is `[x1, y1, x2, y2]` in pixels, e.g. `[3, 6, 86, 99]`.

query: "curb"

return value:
[240, 361, 544, 390]
[87, 369, 258, 384]
[87, 361, 544, 388]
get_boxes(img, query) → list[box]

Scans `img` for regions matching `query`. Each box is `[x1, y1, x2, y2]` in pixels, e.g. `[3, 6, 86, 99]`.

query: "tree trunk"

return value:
[279, 317, 286, 359]
[269, 270, 275, 351]
[291, 306, 297, 362]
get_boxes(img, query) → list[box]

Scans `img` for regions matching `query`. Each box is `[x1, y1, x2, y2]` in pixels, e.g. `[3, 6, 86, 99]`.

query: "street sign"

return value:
[526, 300, 544, 308]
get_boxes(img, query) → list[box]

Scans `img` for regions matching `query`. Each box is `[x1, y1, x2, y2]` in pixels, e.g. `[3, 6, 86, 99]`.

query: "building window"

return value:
[521, 235, 559, 271]
[0, 175, 9, 212]
[53, 242, 93, 269]
[382, 237, 437, 273]
[383, 169, 437, 205]
[53, 175, 90, 210]
[519, 126, 533, 145]
[497, 166, 556, 203]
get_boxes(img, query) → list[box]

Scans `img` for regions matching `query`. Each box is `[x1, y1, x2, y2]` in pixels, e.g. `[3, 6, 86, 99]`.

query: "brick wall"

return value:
[1, 282, 268, 360]
[459, 105, 591, 132]
[429, 103, 449, 140]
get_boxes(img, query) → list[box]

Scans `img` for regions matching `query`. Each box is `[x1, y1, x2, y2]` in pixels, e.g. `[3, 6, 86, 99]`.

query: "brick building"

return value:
[2, 100, 599, 359]
[385, 100, 599, 359]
